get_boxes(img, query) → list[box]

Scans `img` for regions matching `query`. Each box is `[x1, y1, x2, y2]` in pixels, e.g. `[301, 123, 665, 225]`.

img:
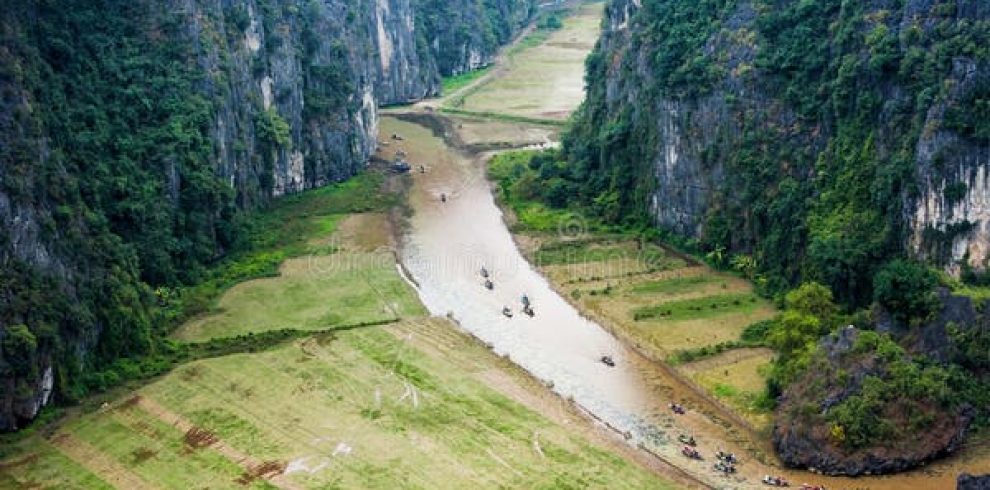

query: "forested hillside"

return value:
[507, 0, 990, 475]
[0, 0, 533, 431]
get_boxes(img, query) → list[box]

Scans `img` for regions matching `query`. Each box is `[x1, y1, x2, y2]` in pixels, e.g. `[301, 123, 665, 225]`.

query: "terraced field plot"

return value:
[678, 348, 775, 431]
[173, 252, 425, 342]
[450, 1, 604, 121]
[0, 438, 112, 489]
[529, 236, 777, 428]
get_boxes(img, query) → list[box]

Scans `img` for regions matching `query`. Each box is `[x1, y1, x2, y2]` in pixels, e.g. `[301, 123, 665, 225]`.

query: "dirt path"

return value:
[51, 432, 159, 490]
[134, 396, 303, 490]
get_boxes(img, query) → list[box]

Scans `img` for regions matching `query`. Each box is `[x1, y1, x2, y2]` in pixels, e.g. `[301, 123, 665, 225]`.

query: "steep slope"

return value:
[0, 0, 533, 431]
[566, 0, 989, 303]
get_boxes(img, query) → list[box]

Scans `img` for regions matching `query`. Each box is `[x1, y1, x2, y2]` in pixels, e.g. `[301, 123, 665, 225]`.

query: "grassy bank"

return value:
[441, 66, 492, 93]
[172, 172, 400, 322]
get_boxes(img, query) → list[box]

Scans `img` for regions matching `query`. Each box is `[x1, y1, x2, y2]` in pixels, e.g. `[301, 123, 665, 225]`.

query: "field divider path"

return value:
[50, 432, 160, 490]
[133, 396, 303, 490]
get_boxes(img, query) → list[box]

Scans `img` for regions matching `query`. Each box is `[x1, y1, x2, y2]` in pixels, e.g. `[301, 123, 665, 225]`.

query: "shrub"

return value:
[873, 259, 939, 324]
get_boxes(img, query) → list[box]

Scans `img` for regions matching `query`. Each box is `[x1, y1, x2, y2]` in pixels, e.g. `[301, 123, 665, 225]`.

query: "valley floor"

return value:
[6, 1, 990, 489]
[0, 172, 682, 489]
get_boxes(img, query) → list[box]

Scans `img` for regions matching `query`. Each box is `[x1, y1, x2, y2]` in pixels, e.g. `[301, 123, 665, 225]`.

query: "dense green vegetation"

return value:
[555, 0, 990, 305]
[753, 279, 990, 450]
[442, 66, 492, 93]
[824, 331, 959, 449]
[0, 0, 396, 401]
[1, 0, 535, 429]
[414, 0, 536, 76]
[1, 1, 240, 405]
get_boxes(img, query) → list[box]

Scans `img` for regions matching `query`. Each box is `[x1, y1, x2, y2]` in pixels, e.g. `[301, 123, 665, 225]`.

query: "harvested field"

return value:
[173, 252, 425, 341]
[453, 2, 604, 120]
[2, 321, 671, 489]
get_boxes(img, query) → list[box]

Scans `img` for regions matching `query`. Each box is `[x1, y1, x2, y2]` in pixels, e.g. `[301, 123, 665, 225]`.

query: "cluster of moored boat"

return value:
[676, 419, 823, 487]
[678, 438, 743, 477]
[678, 429, 826, 487]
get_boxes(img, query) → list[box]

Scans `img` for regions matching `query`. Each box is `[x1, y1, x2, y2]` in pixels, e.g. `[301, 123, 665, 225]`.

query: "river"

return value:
[380, 2, 990, 488]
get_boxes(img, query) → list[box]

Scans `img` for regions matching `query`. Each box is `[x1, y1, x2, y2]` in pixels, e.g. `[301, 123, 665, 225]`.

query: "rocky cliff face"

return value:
[572, 0, 989, 291]
[0, 0, 532, 431]
[910, 55, 990, 273]
[772, 323, 974, 475]
[959, 473, 990, 490]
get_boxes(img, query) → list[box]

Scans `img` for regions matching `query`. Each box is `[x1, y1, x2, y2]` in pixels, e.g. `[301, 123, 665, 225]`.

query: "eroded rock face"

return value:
[772, 325, 974, 476]
[0, 0, 533, 431]
[587, 0, 990, 271]
[958, 473, 990, 490]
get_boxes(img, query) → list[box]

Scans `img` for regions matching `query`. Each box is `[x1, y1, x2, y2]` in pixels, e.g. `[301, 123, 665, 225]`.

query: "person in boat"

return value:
[502, 306, 513, 317]
[480, 266, 489, 278]
[716, 450, 738, 463]
[600, 355, 615, 367]
[681, 446, 700, 459]
[484, 279, 494, 290]
[763, 475, 789, 487]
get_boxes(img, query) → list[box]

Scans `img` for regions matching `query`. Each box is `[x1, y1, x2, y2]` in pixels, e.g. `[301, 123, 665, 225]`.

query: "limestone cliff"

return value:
[0, 0, 533, 431]
[568, 0, 990, 300]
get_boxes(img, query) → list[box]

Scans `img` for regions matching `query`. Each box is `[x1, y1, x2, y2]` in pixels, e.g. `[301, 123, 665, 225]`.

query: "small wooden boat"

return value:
[681, 446, 701, 460]
[762, 475, 789, 487]
[716, 451, 738, 464]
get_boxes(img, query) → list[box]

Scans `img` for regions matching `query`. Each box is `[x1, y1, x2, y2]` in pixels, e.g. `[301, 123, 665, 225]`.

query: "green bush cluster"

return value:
[826, 331, 960, 449]
[538, 15, 563, 30]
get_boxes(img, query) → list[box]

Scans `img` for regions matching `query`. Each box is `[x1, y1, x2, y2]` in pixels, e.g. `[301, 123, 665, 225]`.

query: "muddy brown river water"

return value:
[383, 114, 990, 490]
